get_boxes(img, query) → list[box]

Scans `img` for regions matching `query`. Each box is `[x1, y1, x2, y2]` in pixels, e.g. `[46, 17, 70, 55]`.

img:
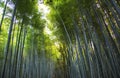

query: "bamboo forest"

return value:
[0, 0, 120, 78]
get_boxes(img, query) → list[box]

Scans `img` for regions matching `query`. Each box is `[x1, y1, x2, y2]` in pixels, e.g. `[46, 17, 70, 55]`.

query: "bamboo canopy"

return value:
[0, 0, 120, 78]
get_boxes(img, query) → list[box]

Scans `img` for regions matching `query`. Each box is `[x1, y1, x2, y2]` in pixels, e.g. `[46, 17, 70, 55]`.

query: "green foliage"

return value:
[0, 18, 10, 60]
[31, 13, 45, 29]
[0, 1, 4, 7]
[17, 0, 38, 16]
[0, 0, 120, 78]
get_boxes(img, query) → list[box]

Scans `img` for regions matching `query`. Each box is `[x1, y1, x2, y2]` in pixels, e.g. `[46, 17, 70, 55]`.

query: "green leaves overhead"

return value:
[31, 13, 45, 29]
[0, 1, 4, 7]
[17, 0, 38, 16]
[47, 0, 120, 77]
[0, 0, 120, 78]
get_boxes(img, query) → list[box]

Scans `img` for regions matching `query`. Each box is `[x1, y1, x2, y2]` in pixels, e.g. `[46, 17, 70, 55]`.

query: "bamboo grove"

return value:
[0, 0, 120, 78]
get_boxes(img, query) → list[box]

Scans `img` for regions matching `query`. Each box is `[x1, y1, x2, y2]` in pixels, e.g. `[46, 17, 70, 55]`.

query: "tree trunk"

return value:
[1, 0, 18, 77]
[0, 0, 9, 31]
